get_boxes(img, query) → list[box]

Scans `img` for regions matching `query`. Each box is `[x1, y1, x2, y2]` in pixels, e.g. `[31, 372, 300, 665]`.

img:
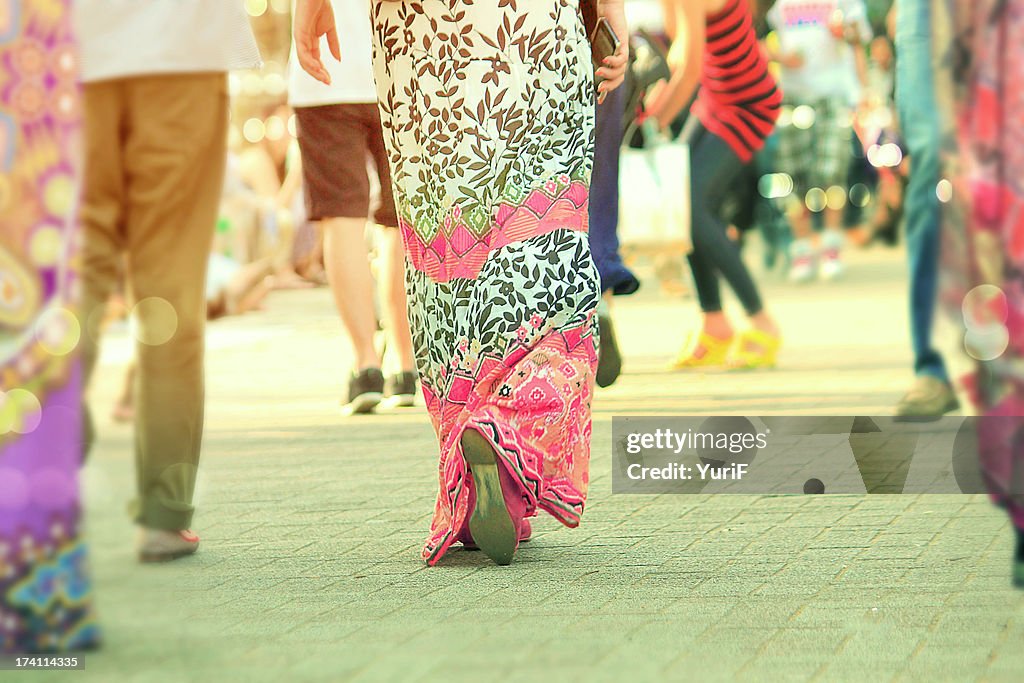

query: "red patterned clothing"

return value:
[694, 0, 783, 162]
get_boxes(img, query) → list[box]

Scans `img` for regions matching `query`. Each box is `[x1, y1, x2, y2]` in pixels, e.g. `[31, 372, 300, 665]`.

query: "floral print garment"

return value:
[370, 0, 600, 564]
[1, 0, 100, 652]
[935, 0, 1024, 528]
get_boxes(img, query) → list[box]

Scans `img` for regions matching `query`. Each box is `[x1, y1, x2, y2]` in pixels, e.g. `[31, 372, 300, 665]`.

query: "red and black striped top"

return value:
[693, 0, 783, 162]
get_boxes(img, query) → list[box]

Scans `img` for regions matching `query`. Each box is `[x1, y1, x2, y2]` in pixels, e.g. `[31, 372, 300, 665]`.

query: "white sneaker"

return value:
[820, 252, 843, 280]
[788, 240, 815, 283]
[820, 230, 844, 281]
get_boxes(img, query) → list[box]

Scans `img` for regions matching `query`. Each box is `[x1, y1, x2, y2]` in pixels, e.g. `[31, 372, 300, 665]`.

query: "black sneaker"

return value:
[596, 313, 622, 388]
[342, 368, 385, 415]
[384, 371, 418, 407]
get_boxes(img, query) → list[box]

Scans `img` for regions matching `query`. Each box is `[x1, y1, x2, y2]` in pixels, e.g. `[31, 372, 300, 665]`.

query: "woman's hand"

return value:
[642, 79, 674, 131]
[595, 0, 629, 103]
[294, 0, 341, 85]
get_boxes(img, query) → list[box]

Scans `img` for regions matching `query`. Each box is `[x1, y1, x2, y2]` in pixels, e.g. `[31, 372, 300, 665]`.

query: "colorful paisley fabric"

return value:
[934, 0, 1024, 529]
[0, 0, 100, 653]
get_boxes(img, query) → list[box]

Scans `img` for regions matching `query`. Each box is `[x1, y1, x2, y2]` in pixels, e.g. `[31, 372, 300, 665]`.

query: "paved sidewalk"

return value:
[60, 247, 1022, 682]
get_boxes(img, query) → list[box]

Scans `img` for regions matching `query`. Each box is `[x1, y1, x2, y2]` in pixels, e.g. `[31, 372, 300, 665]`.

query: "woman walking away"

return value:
[294, 0, 628, 565]
[646, 0, 783, 370]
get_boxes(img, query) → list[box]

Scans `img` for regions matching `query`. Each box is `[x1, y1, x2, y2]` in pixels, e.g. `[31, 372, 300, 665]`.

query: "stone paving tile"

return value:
[55, 249, 1024, 682]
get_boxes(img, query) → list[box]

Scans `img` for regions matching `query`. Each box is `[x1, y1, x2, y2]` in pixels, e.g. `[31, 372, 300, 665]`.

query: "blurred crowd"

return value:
[210, 0, 905, 299]
[186, 0, 918, 398]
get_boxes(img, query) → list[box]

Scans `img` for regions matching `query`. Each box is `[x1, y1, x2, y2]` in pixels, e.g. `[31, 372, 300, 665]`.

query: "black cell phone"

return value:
[591, 17, 620, 69]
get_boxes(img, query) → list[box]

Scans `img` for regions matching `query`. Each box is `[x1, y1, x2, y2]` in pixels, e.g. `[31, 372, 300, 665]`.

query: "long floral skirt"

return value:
[370, 0, 601, 564]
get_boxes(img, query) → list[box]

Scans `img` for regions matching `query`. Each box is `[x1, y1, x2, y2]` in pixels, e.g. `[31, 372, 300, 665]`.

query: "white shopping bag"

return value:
[618, 119, 692, 252]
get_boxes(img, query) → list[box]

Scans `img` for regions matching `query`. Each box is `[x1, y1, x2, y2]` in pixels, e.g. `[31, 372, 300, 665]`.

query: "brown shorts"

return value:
[294, 103, 399, 227]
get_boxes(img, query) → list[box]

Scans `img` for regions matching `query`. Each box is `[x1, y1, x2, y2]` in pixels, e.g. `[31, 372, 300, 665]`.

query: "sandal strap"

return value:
[738, 328, 781, 350]
[672, 331, 734, 367]
[730, 329, 781, 366]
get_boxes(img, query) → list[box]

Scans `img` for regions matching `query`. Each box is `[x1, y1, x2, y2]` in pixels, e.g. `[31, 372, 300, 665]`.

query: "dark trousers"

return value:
[589, 83, 638, 296]
[685, 121, 765, 316]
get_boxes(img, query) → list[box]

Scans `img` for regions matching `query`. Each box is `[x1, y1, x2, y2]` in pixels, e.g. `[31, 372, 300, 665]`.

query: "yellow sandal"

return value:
[728, 328, 781, 370]
[669, 331, 734, 370]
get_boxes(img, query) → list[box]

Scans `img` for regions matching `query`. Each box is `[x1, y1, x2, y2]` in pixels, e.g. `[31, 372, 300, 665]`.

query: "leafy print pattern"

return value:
[369, 0, 601, 563]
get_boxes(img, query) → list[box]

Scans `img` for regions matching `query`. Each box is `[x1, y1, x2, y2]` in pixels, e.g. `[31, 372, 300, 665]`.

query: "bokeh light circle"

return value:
[130, 297, 179, 346]
[936, 179, 953, 203]
[805, 187, 827, 213]
[964, 326, 1009, 361]
[29, 225, 62, 267]
[35, 306, 81, 357]
[962, 284, 1008, 327]
[825, 185, 847, 211]
[43, 173, 74, 215]
[0, 389, 43, 435]
[792, 105, 816, 130]
[242, 117, 266, 144]
[758, 173, 793, 199]
[849, 183, 872, 208]
[245, 0, 269, 16]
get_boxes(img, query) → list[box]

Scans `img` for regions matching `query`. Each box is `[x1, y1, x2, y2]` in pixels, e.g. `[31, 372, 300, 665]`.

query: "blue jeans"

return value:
[896, 0, 949, 383]
[589, 82, 639, 296]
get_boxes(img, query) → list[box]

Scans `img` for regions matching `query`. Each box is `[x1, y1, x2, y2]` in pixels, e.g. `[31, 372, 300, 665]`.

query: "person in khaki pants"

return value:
[75, 2, 259, 562]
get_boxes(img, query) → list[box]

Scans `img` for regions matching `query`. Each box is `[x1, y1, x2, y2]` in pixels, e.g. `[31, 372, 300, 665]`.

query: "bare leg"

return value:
[223, 259, 275, 314]
[378, 227, 416, 372]
[321, 216, 380, 370]
[112, 363, 136, 423]
[749, 311, 779, 337]
[701, 311, 734, 342]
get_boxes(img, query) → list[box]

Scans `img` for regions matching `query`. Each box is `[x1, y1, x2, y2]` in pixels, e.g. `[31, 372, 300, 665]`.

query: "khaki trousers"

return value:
[80, 73, 228, 531]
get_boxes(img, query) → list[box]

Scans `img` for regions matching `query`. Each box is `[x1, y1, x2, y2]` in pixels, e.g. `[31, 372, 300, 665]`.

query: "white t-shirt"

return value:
[75, 1, 261, 83]
[288, 0, 377, 107]
[767, 0, 871, 103]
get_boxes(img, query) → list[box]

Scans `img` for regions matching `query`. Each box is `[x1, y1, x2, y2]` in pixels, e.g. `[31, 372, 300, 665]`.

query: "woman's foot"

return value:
[670, 314, 734, 370]
[728, 316, 781, 370]
[269, 269, 317, 290]
[460, 428, 526, 565]
[596, 304, 623, 388]
[111, 402, 134, 423]
[458, 519, 532, 550]
[670, 331, 734, 370]
[137, 528, 200, 563]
